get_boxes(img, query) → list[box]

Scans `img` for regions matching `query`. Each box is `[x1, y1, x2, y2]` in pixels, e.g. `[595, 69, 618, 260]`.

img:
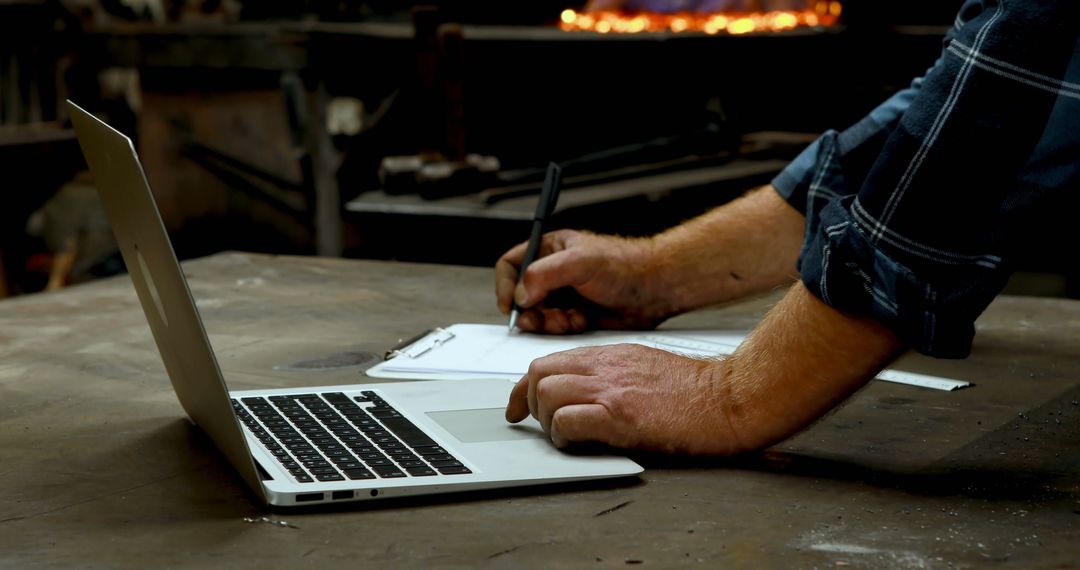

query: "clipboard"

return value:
[368, 324, 744, 381]
[367, 323, 972, 391]
[383, 327, 457, 360]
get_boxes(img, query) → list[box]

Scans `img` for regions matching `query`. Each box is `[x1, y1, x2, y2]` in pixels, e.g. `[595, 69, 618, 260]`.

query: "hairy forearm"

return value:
[646, 185, 805, 313]
[707, 281, 904, 453]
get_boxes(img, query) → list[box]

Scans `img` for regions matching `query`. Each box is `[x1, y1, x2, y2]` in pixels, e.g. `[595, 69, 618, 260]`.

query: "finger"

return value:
[540, 307, 571, 335]
[495, 269, 517, 315]
[534, 374, 599, 434]
[495, 241, 530, 314]
[501, 231, 575, 311]
[525, 348, 601, 381]
[524, 350, 591, 421]
[549, 404, 616, 448]
[527, 368, 538, 421]
[565, 308, 588, 333]
[515, 308, 543, 332]
[517, 306, 579, 333]
[505, 376, 530, 422]
[517, 246, 594, 309]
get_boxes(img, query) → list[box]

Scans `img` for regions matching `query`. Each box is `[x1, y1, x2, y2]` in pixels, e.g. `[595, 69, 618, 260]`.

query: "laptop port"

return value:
[296, 493, 323, 503]
[332, 491, 354, 500]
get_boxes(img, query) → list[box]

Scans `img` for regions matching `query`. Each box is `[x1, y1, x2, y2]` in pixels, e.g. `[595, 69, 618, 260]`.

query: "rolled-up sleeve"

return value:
[771, 0, 1080, 357]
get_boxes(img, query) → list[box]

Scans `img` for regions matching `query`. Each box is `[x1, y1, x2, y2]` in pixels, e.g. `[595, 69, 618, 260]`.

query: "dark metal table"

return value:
[1, 253, 1077, 568]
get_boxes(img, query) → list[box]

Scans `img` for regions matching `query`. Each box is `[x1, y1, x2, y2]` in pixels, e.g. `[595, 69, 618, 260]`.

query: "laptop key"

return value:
[315, 473, 346, 482]
[343, 468, 376, 480]
[335, 461, 364, 470]
[429, 459, 463, 468]
[365, 458, 393, 467]
[295, 474, 314, 483]
[437, 466, 472, 475]
[355, 391, 378, 401]
[413, 446, 448, 456]
[379, 417, 438, 448]
[371, 466, 406, 478]
[406, 467, 437, 477]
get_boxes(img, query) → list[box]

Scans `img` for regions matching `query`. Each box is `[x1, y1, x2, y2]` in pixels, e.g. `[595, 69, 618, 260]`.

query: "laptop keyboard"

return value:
[231, 391, 471, 483]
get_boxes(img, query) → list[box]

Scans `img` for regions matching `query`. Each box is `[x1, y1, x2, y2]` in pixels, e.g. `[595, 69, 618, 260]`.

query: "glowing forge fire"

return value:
[559, 1, 841, 34]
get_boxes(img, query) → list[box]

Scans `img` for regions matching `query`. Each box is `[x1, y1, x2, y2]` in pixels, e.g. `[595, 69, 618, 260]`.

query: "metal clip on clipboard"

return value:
[384, 327, 457, 360]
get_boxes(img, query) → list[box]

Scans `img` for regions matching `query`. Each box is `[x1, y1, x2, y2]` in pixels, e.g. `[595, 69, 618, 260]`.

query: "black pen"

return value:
[509, 162, 563, 332]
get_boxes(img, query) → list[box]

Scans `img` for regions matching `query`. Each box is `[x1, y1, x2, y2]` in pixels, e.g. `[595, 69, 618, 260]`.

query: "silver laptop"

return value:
[68, 100, 642, 507]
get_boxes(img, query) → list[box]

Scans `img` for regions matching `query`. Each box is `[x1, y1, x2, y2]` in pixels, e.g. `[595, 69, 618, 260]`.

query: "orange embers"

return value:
[559, 2, 841, 35]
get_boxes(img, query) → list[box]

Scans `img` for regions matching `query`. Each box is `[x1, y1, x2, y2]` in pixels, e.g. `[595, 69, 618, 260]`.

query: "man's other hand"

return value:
[504, 343, 743, 455]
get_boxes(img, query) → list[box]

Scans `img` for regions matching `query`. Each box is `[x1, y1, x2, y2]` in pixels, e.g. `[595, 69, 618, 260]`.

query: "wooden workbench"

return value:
[1, 253, 1077, 568]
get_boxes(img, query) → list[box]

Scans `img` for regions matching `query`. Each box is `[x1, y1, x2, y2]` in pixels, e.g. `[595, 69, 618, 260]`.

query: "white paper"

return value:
[366, 323, 971, 391]
[368, 324, 743, 378]
[875, 369, 970, 391]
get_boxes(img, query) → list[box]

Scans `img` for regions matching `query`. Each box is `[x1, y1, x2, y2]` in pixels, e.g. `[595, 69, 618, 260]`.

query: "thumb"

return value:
[519, 248, 592, 308]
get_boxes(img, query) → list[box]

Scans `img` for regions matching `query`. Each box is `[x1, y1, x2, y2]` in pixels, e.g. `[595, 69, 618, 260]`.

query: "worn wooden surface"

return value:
[1, 252, 1078, 569]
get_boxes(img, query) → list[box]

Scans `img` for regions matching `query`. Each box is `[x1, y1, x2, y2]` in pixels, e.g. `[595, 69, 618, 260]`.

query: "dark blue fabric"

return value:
[772, 0, 1080, 357]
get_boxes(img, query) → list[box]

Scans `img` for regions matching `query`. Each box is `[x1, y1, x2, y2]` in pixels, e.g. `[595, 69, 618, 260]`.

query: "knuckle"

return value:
[550, 411, 569, 436]
[535, 378, 552, 401]
[561, 248, 591, 270]
[526, 355, 551, 378]
[596, 346, 626, 368]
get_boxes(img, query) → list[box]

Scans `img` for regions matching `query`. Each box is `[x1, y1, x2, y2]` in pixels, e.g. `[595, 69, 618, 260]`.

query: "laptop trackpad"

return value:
[427, 408, 544, 443]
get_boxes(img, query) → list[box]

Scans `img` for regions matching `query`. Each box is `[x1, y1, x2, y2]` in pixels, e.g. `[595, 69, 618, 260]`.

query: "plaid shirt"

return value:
[772, 0, 1080, 358]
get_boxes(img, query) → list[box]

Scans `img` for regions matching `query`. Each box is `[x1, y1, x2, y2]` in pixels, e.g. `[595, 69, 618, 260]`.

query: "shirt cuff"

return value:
[771, 135, 825, 216]
[794, 135, 1008, 358]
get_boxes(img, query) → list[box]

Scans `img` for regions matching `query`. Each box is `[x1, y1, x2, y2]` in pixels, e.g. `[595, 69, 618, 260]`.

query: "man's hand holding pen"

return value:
[500, 162, 676, 334]
[495, 229, 676, 334]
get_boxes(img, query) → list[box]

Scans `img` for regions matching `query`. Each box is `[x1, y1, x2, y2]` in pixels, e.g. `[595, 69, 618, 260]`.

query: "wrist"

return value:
[640, 232, 694, 315]
[694, 357, 753, 455]
[628, 234, 687, 319]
